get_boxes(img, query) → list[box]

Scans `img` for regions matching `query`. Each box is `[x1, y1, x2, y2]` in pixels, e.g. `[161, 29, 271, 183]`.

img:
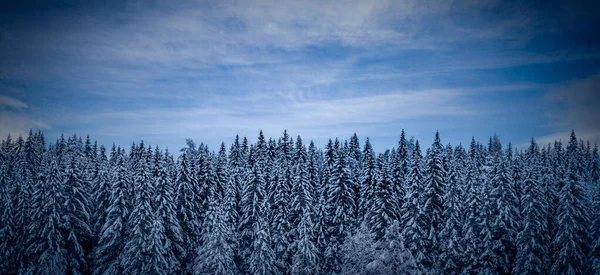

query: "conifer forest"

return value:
[1, 129, 599, 275]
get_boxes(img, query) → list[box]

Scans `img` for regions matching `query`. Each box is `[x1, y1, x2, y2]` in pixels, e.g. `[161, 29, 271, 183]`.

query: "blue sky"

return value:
[1, 0, 599, 153]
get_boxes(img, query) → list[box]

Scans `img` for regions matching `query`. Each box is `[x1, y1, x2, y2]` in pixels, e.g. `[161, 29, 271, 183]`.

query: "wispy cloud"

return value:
[0, 95, 27, 108]
[0, 111, 50, 139]
[542, 73, 600, 146]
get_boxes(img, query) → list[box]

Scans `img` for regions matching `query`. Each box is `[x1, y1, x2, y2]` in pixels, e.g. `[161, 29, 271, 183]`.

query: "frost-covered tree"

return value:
[461, 158, 484, 273]
[421, 131, 446, 269]
[324, 139, 355, 273]
[62, 155, 93, 274]
[391, 130, 409, 221]
[248, 199, 277, 275]
[92, 152, 130, 275]
[290, 209, 318, 275]
[28, 158, 68, 275]
[439, 150, 464, 274]
[367, 156, 395, 241]
[400, 141, 426, 268]
[153, 149, 184, 274]
[91, 145, 111, 247]
[489, 154, 520, 273]
[550, 131, 591, 275]
[373, 221, 420, 275]
[0, 164, 18, 273]
[513, 165, 549, 274]
[339, 224, 379, 275]
[270, 131, 293, 273]
[174, 153, 200, 273]
[359, 138, 378, 225]
[239, 132, 269, 273]
[193, 187, 237, 275]
[120, 144, 169, 274]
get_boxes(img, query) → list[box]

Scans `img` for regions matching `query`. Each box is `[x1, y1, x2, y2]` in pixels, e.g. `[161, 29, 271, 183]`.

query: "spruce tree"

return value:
[28, 158, 68, 275]
[154, 149, 185, 274]
[400, 141, 427, 269]
[193, 186, 237, 275]
[421, 131, 446, 269]
[92, 152, 130, 275]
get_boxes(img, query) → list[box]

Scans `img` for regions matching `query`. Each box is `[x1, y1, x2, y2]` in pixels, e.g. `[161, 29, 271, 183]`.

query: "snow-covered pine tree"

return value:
[489, 152, 520, 273]
[193, 178, 237, 275]
[359, 138, 378, 225]
[513, 139, 549, 274]
[347, 133, 362, 225]
[550, 131, 591, 274]
[438, 146, 464, 275]
[421, 131, 446, 269]
[391, 129, 409, 222]
[28, 157, 68, 275]
[174, 152, 201, 273]
[590, 143, 600, 273]
[239, 132, 269, 273]
[339, 223, 379, 275]
[91, 145, 111, 250]
[400, 140, 427, 269]
[290, 207, 318, 275]
[475, 166, 504, 275]
[62, 154, 93, 274]
[197, 150, 215, 226]
[92, 151, 130, 275]
[0, 162, 18, 273]
[154, 148, 185, 274]
[374, 221, 420, 275]
[248, 198, 277, 275]
[289, 136, 314, 257]
[120, 143, 169, 274]
[270, 131, 293, 273]
[461, 157, 484, 273]
[323, 139, 354, 274]
[367, 153, 395, 241]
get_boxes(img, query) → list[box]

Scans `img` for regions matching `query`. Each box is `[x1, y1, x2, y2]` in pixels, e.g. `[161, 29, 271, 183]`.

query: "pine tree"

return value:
[590, 144, 600, 273]
[367, 155, 395, 241]
[249, 199, 277, 275]
[421, 131, 446, 269]
[120, 144, 169, 274]
[359, 138, 378, 225]
[28, 158, 68, 275]
[339, 224, 379, 275]
[271, 131, 293, 273]
[0, 164, 18, 274]
[461, 158, 484, 273]
[489, 154, 520, 273]
[92, 152, 130, 275]
[513, 164, 549, 274]
[290, 209, 318, 275]
[193, 187, 237, 275]
[92, 145, 111, 249]
[439, 149, 464, 274]
[400, 141, 427, 269]
[154, 149, 185, 274]
[323, 139, 354, 274]
[174, 153, 200, 273]
[239, 132, 269, 273]
[391, 130, 409, 222]
[550, 131, 591, 274]
[376, 221, 420, 275]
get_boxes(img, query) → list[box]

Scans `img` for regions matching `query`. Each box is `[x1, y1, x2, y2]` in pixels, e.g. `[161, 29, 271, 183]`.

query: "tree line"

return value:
[0, 129, 599, 274]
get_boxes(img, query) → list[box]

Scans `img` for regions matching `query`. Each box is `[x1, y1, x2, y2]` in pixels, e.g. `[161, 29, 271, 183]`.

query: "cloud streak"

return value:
[0, 95, 27, 108]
